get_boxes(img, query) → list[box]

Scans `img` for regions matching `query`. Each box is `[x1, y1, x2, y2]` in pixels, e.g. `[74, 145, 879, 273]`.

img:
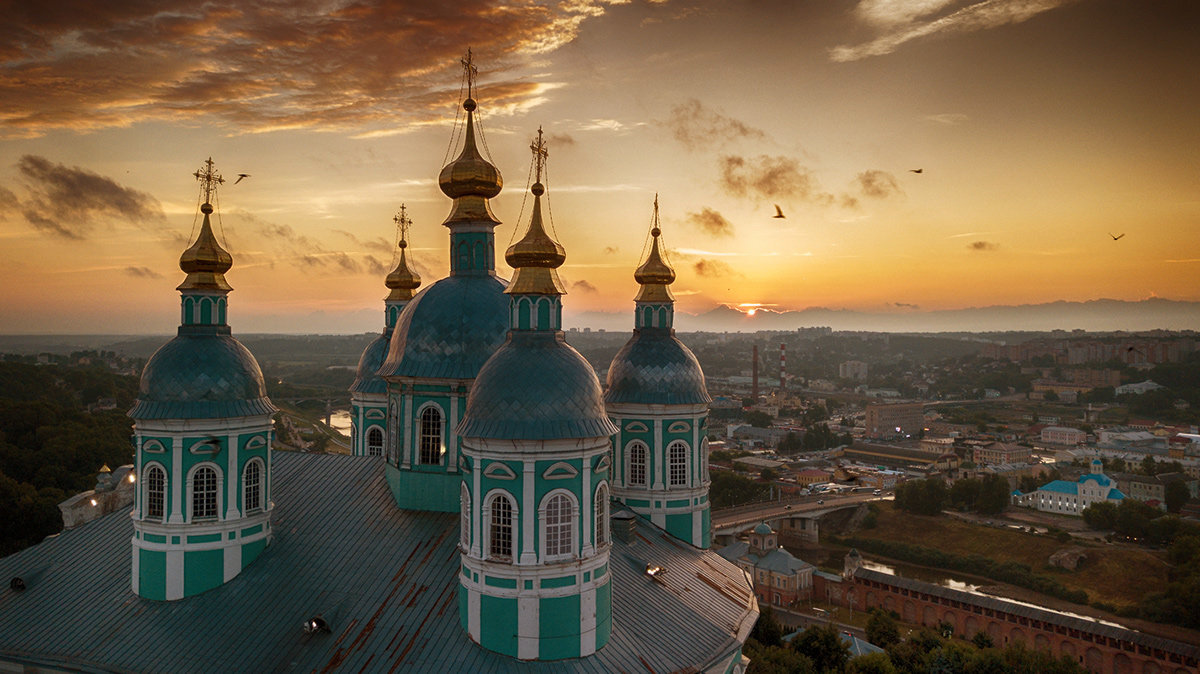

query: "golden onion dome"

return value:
[438, 99, 503, 200]
[634, 226, 675, 286]
[178, 203, 233, 292]
[385, 240, 422, 301]
[505, 182, 566, 295]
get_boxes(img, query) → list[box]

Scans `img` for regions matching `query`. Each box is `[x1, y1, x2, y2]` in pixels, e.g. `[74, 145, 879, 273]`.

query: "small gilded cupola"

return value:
[504, 127, 567, 312]
[384, 205, 422, 323]
[178, 159, 233, 295]
[633, 197, 675, 305]
[438, 48, 503, 276]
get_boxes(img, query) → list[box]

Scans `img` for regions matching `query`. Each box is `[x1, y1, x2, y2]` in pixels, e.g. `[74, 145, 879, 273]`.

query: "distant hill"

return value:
[656, 298, 1200, 333]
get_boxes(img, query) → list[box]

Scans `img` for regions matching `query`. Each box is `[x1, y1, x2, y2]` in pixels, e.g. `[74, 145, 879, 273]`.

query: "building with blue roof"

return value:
[716, 522, 814, 608]
[1012, 458, 1125, 515]
[348, 206, 421, 458]
[606, 198, 713, 548]
[0, 54, 757, 673]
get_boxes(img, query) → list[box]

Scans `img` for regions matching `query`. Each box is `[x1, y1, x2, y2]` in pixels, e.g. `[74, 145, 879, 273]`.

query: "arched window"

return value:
[487, 493, 515, 561]
[192, 466, 218, 520]
[419, 406, 444, 465]
[542, 492, 575, 561]
[668, 441, 688, 487]
[366, 426, 383, 457]
[628, 441, 648, 487]
[594, 482, 609, 548]
[145, 464, 166, 520]
[243, 460, 262, 513]
[460, 483, 471, 549]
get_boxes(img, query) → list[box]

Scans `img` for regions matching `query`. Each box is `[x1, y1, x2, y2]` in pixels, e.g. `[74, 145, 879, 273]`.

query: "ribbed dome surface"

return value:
[604, 328, 711, 406]
[378, 275, 509, 380]
[350, 333, 391, 395]
[130, 329, 275, 420]
[458, 332, 618, 442]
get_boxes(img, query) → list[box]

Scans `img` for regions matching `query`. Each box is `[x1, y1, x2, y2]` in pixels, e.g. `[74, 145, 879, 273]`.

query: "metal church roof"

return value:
[0, 451, 755, 673]
[349, 332, 390, 395]
[604, 328, 711, 406]
[377, 275, 510, 381]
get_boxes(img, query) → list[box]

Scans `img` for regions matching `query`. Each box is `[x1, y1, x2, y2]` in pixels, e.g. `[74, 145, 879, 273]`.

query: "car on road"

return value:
[817, 499, 824, 505]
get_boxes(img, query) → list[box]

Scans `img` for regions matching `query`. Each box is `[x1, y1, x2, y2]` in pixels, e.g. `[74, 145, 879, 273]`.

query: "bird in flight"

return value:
[234, 173, 251, 184]
[773, 204, 785, 219]
[1109, 232, 1125, 241]
[909, 168, 923, 174]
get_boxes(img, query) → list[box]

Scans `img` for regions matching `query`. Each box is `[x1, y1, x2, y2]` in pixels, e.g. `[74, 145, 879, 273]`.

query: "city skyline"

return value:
[1, 0, 1198, 334]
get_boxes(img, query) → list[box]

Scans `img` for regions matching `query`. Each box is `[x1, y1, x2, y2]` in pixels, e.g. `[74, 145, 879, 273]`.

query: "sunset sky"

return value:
[1, 0, 1197, 334]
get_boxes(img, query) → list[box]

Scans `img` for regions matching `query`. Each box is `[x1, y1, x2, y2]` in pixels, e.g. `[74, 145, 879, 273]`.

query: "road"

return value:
[712, 492, 881, 532]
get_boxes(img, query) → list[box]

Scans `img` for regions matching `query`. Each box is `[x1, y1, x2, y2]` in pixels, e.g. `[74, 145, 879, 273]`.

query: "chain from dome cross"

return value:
[530, 126, 548, 185]
[193, 157, 225, 205]
[393, 204, 412, 248]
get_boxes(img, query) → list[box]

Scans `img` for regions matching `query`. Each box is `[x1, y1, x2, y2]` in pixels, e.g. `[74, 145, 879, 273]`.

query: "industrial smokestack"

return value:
[780, 343, 786, 395]
[752, 345, 759, 402]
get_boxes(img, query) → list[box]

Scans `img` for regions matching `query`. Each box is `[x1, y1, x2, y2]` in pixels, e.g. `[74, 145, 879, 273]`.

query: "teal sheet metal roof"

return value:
[349, 332, 390, 394]
[1108, 488, 1126, 500]
[604, 327, 711, 406]
[1039, 480, 1080, 495]
[378, 275, 509, 381]
[129, 328, 275, 420]
[714, 541, 813, 575]
[0, 451, 755, 673]
[1080, 473, 1113, 487]
[458, 332, 618, 442]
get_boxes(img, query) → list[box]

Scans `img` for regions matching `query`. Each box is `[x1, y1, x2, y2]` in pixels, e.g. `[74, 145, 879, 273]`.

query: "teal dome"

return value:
[350, 333, 390, 395]
[753, 522, 774, 535]
[378, 276, 509, 380]
[458, 332, 618, 442]
[604, 328, 711, 406]
[130, 327, 275, 420]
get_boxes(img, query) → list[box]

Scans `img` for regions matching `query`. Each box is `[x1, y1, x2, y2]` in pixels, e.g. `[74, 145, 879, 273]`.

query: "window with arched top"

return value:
[243, 460, 263, 513]
[191, 466, 219, 520]
[419, 406, 444, 465]
[144, 464, 166, 520]
[460, 483, 471, 549]
[542, 492, 575, 561]
[628, 441, 648, 487]
[366, 426, 383, 457]
[668, 441, 688, 487]
[487, 492, 515, 561]
[594, 482, 609, 548]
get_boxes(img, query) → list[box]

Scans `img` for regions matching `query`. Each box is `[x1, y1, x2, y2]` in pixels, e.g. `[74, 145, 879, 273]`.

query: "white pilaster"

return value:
[471, 460, 482, 557]
[581, 459, 593, 556]
[468, 587, 481, 641]
[131, 545, 140, 593]
[401, 392, 413, 468]
[169, 436, 184, 524]
[223, 544, 239, 582]
[225, 432, 241, 519]
[652, 417, 665, 490]
[165, 549, 184, 600]
[580, 585, 597, 656]
[521, 460, 536, 565]
[517, 594, 539, 659]
[448, 391, 459, 472]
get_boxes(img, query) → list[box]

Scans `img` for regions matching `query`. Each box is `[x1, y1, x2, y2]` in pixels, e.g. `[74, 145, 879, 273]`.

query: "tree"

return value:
[971, 631, 993, 649]
[865, 609, 900, 648]
[1082, 501, 1117, 530]
[976, 474, 1012, 515]
[792, 623, 850, 673]
[1043, 390, 1059, 402]
[760, 467, 779, 482]
[847, 652, 897, 674]
[745, 411, 773, 428]
[1165, 480, 1191, 514]
[751, 606, 784, 647]
[1142, 455, 1159, 476]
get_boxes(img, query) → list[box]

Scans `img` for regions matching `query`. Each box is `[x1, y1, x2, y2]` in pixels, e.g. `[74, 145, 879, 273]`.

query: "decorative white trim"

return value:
[624, 421, 649, 433]
[142, 439, 166, 454]
[483, 462, 517, 480]
[482, 489, 518, 563]
[667, 421, 691, 433]
[185, 462, 223, 523]
[593, 454, 611, 475]
[537, 489, 579, 563]
[542, 461, 578, 480]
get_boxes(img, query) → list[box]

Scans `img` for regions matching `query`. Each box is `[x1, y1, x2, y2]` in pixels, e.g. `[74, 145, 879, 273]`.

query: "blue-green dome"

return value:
[753, 522, 774, 535]
[458, 332, 618, 442]
[350, 332, 390, 395]
[378, 275, 509, 380]
[130, 328, 275, 420]
[604, 328, 711, 406]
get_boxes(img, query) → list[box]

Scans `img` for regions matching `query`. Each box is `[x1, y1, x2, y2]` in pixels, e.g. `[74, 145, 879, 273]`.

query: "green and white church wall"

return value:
[458, 438, 613, 660]
[607, 403, 712, 548]
[131, 416, 273, 601]
[383, 380, 468, 512]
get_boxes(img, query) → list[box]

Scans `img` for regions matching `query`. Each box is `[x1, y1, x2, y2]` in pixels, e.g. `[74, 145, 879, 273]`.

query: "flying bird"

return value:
[909, 169, 923, 174]
[773, 204, 785, 219]
[1109, 232, 1125, 241]
[234, 173, 251, 184]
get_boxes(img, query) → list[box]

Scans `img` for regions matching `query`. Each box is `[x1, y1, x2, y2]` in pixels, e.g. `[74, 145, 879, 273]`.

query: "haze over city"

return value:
[1, 0, 1197, 335]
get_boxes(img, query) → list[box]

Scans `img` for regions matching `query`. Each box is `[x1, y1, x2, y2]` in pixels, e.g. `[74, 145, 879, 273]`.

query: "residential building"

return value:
[864, 402, 925, 439]
[1041, 426, 1086, 446]
[717, 523, 813, 608]
[1013, 459, 1125, 515]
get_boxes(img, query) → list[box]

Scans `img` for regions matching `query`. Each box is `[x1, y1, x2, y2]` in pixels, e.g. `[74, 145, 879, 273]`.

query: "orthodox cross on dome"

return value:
[530, 126, 548, 184]
[652, 193, 660, 230]
[393, 204, 412, 245]
[193, 157, 225, 205]
[462, 48, 478, 99]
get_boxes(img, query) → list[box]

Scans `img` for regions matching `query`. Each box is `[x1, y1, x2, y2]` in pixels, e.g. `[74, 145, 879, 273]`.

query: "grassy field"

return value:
[847, 503, 1169, 609]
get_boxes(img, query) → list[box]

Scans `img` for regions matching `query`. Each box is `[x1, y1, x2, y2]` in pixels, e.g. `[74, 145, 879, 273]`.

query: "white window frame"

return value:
[143, 462, 167, 522]
[418, 404, 445, 465]
[627, 441, 648, 487]
[668, 440, 689, 487]
[366, 426, 383, 457]
[539, 489, 578, 562]
[460, 483, 471, 550]
[594, 482, 610, 548]
[483, 490, 517, 562]
[242, 458, 264, 513]
[187, 463, 221, 522]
